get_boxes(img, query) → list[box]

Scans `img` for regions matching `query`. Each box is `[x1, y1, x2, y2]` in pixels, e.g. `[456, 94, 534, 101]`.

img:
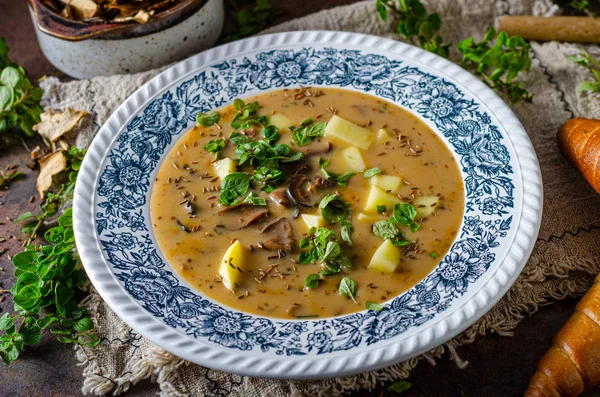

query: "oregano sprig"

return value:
[458, 27, 533, 104]
[1, 146, 99, 365]
[0, 36, 43, 137]
[376, 0, 451, 58]
[568, 50, 600, 93]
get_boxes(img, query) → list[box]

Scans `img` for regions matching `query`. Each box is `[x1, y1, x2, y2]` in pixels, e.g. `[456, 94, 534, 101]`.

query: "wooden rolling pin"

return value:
[498, 16, 600, 44]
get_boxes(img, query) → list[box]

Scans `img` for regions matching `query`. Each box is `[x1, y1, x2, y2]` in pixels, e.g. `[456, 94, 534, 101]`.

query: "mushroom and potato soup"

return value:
[150, 87, 464, 319]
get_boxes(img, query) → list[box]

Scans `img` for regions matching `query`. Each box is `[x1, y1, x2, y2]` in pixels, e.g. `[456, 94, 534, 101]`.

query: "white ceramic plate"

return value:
[73, 31, 542, 380]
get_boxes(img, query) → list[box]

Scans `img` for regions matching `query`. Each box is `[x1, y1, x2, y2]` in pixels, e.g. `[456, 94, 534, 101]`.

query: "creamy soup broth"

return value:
[150, 87, 464, 319]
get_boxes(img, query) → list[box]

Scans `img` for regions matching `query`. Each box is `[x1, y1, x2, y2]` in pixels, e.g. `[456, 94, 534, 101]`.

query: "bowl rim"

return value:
[73, 30, 543, 380]
[28, 0, 208, 41]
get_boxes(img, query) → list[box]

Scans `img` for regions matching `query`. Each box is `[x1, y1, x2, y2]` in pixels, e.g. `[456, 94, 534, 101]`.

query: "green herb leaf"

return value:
[319, 158, 356, 187]
[73, 318, 94, 333]
[458, 27, 533, 103]
[262, 125, 280, 143]
[569, 50, 600, 93]
[0, 39, 43, 137]
[377, 205, 387, 213]
[393, 203, 417, 226]
[372, 219, 413, 247]
[363, 168, 382, 178]
[203, 139, 226, 154]
[304, 273, 321, 289]
[196, 110, 220, 126]
[429, 252, 437, 258]
[365, 301, 385, 312]
[14, 284, 41, 311]
[242, 192, 267, 206]
[231, 99, 261, 129]
[569, 0, 593, 15]
[0, 313, 14, 331]
[338, 277, 358, 303]
[319, 194, 354, 244]
[219, 172, 250, 205]
[376, 0, 450, 58]
[292, 121, 327, 146]
[220, 0, 277, 43]
[388, 380, 412, 393]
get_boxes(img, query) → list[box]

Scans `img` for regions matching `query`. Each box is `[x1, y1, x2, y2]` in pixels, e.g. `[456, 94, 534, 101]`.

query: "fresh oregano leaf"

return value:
[338, 277, 358, 303]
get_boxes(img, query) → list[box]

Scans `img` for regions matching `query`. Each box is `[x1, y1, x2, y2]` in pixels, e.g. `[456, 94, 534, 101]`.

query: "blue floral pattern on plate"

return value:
[94, 47, 515, 355]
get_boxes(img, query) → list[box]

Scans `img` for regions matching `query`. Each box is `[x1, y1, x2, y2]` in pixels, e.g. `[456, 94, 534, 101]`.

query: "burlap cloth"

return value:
[38, 0, 600, 395]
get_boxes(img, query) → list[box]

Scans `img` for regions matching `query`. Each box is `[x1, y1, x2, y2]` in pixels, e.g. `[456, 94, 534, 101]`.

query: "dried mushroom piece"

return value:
[33, 108, 88, 143]
[41, 0, 183, 24]
[37, 150, 67, 198]
[58, 0, 98, 20]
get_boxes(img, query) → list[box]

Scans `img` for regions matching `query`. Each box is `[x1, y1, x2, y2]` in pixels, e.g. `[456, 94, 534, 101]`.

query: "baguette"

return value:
[525, 274, 600, 396]
[557, 118, 600, 194]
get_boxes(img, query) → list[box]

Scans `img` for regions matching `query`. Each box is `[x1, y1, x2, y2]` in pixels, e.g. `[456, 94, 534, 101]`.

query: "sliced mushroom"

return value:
[309, 176, 334, 191]
[280, 160, 309, 176]
[260, 218, 295, 252]
[287, 175, 315, 207]
[302, 141, 332, 157]
[218, 203, 270, 230]
[269, 187, 291, 207]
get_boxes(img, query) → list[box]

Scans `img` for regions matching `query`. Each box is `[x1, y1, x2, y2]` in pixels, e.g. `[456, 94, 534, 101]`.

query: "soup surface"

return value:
[150, 87, 464, 319]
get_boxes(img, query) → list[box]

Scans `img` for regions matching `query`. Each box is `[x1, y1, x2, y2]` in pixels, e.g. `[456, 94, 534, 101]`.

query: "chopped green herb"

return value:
[262, 125, 280, 143]
[393, 203, 419, 231]
[219, 172, 250, 205]
[371, 207, 414, 247]
[377, 205, 387, 213]
[196, 110, 220, 126]
[242, 192, 267, 206]
[388, 380, 412, 393]
[458, 27, 533, 104]
[292, 120, 327, 146]
[363, 168, 382, 178]
[429, 252, 437, 259]
[203, 139, 226, 154]
[365, 301, 386, 312]
[319, 194, 354, 244]
[251, 166, 285, 190]
[298, 227, 352, 275]
[319, 158, 356, 188]
[304, 273, 321, 289]
[338, 277, 358, 303]
[231, 98, 262, 129]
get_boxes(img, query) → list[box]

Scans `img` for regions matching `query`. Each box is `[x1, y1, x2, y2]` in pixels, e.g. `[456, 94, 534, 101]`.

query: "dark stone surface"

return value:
[0, 1, 599, 396]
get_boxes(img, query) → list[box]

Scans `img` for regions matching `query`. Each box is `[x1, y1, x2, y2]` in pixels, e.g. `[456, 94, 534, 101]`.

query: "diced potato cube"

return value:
[414, 196, 441, 219]
[213, 158, 237, 180]
[357, 212, 377, 223]
[270, 113, 292, 131]
[301, 214, 325, 230]
[376, 128, 393, 144]
[324, 115, 374, 150]
[219, 240, 245, 292]
[341, 146, 366, 172]
[364, 186, 402, 212]
[370, 174, 402, 193]
[368, 239, 402, 273]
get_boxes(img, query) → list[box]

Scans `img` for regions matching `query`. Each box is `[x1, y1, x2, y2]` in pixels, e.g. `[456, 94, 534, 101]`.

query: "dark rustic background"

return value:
[0, 1, 597, 396]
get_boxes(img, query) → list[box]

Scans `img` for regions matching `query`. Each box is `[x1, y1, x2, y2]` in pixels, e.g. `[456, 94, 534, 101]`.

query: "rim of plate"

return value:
[73, 30, 542, 380]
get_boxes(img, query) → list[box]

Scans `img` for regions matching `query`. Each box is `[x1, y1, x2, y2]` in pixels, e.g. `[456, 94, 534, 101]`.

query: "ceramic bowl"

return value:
[73, 31, 543, 379]
[28, 0, 224, 79]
